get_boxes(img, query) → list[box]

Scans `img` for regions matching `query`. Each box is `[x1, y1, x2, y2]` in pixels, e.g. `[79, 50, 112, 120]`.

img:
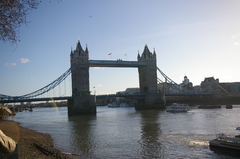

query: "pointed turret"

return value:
[137, 53, 140, 58]
[137, 50, 140, 60]
[141, 44, 151, 59]
[70, 47, 74, 60]
[76, 40, 84, 52]
[85, 44, 89, 53]
[143, 44, 150, 54]
[153, 48, 156, 58]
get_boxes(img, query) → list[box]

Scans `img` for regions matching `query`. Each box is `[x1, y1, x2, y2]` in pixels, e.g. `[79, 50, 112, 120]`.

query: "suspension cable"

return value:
[1, 67, 73, 100]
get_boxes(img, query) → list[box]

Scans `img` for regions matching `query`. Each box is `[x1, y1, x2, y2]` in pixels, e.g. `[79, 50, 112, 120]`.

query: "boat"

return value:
[119, 103, 129, 107]
[209, 128, 240, 152]
[166, 103, 190, 112]
[29, 105, 33, 112]
[198, 105, 221, 109]
[226, 104, 233, 109]
[107, 102, 119, 108]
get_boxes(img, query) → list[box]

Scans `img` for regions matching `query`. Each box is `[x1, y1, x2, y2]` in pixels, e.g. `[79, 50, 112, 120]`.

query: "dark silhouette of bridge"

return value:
[1, 40, 218, 115]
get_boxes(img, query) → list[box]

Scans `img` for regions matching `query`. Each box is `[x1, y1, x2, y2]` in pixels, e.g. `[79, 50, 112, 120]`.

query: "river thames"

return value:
[6, 105, 240, 158]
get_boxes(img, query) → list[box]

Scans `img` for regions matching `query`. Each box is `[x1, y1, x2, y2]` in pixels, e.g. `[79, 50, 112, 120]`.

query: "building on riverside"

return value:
[180, 75, 193, 90]
[200, 77, 240, 96]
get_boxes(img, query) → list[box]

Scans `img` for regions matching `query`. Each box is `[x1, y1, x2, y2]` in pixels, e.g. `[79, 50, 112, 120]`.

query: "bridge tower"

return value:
[138, 45, 158, 93]
[137, 45, 164, 109]
[68, 40, 96, 115]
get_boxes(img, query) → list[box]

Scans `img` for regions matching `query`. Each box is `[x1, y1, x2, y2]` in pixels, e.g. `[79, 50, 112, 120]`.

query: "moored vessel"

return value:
[209, 129, 240, 152]
[198, 105, 221, 109]
[226, 104, 233, 109]
[107, 102, 119, 108]
[166, 103, 190, 112]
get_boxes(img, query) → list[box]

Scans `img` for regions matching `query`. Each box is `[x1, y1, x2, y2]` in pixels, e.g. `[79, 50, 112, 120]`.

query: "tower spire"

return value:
[85, 44, 89, 53]
[76, 40, 83, 52]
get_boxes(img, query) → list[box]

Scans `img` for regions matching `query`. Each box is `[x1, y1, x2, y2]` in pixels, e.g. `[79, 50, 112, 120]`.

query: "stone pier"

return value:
[135, 93, 165, 110]
[68, 95, 96, 116]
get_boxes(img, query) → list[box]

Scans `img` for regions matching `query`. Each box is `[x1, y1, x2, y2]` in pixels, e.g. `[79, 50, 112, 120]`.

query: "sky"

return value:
[1, 0, 240, 97]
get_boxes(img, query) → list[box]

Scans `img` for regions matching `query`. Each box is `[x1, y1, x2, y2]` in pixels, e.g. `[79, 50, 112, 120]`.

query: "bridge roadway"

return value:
[96, 94, 144, 99]
[0, 96, 73, 103]
[89, 60, 147, 67]
[0, 93, 213, 103]
[0, 94, 145, 103]
[164, 93, 213, 96]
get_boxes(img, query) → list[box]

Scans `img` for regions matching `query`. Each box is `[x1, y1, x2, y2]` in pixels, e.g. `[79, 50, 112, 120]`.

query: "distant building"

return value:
[157, 75, 193, 93]
[200, 77, 221, 95]
[200, 77, 219, 89]
[124, 88, 140, 94]
[181, 75, 190, 86]
[116, 91, 125, 95]
[199, 77, 240, 96]
[116, 88, 140, 95]
[219, 82, 240, 94]
[115, 88, 140, 104]
[180, 75, 193, 89]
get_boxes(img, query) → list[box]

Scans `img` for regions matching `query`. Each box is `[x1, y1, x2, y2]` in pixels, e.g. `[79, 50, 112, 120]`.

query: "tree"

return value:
[0, 0, 40, 44]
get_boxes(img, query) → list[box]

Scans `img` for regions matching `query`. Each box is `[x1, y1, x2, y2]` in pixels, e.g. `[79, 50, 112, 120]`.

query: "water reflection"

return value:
[138, 110, 163, 158]
[209, 147, 240, 158]
[8, 106, 240, 159]
[68, 115, 96, 157]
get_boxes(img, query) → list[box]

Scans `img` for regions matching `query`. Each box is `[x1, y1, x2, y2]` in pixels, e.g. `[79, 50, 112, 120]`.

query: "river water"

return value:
[6, 105, 240, 158]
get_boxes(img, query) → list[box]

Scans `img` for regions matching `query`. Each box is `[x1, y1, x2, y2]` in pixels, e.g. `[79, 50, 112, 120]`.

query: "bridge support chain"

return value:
[68, 95, 96, 115]
[135, 93, 165, 110]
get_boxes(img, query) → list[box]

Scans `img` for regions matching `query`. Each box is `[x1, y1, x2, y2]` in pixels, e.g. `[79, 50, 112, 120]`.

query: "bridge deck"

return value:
[165, 93, 213, 96]
[0, 93, 213, 103]
[0, 96, 73, 103]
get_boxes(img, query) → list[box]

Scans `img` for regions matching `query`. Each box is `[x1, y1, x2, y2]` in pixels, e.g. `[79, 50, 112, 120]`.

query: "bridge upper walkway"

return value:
[89, 60, 146, 67]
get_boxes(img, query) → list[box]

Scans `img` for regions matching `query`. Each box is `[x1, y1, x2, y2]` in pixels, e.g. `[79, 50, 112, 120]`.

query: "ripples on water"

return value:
[7, 106, 240, 158]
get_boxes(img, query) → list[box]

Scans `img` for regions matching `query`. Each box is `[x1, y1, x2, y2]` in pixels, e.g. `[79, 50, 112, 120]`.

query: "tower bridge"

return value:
[68, 40, 163, 115]
[1, 40, 220, 116]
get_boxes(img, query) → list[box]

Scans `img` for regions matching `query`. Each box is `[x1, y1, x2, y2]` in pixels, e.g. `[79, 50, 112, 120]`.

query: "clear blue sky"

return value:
[1, 0, 240, 96]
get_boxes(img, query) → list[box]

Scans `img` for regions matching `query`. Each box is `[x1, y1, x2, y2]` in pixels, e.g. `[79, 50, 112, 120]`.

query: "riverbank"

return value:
[0, 120, 78, 159]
